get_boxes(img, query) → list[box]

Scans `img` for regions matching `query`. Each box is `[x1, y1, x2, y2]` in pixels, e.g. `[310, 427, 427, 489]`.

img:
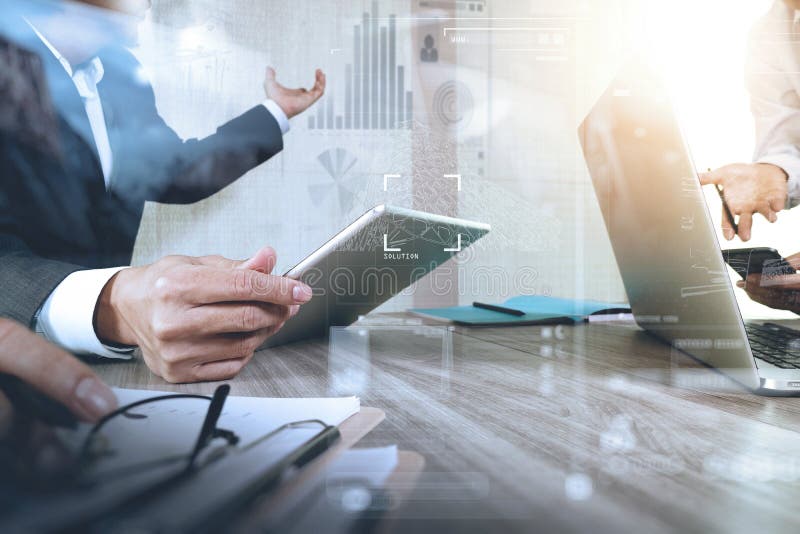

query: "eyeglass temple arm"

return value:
[186, 384, 232, 470]
[79, 393, 212, 465]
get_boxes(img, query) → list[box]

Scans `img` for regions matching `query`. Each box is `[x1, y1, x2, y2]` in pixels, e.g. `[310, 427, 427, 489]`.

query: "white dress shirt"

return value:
[30, 25, 290, 358]
[747, 1, 800, 208]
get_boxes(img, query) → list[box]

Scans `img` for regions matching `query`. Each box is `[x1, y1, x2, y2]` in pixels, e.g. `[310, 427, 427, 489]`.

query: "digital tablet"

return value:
[263, 204, 490, 347]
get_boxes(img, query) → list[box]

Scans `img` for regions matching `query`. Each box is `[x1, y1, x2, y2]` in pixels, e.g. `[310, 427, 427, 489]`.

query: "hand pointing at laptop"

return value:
[699, 165, 800, 315]
[699, 163, 789, 242]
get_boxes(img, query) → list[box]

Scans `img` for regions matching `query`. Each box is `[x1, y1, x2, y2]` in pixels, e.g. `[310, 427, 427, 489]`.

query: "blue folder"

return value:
[410, 296, 630, 326]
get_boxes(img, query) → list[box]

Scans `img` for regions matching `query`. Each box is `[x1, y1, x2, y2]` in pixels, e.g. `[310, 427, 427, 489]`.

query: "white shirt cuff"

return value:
[756, 150, 800, 209]
[262, 99, 290, 135]
[35, 267, 134, 359]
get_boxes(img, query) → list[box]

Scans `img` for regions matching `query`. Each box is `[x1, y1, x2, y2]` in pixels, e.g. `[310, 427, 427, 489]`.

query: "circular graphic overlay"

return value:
[433, 80, 474, 129]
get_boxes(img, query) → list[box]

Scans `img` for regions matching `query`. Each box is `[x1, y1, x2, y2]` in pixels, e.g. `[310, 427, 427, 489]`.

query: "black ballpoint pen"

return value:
[473, 302, 526, 317]
[716, 184, 739, 235]
[708, 169, 739, 235]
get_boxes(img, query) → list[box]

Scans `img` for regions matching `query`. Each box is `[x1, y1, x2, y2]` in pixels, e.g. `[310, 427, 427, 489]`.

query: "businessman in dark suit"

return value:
[0, 33, 117, 427]
[0, 0, 324, 382]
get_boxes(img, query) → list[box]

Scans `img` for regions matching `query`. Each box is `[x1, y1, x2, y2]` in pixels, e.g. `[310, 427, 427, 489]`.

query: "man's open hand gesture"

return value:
[264, 67, 326, 119]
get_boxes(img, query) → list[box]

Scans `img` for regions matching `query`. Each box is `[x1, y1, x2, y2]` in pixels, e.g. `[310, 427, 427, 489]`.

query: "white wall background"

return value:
[131, 0, 793, 318]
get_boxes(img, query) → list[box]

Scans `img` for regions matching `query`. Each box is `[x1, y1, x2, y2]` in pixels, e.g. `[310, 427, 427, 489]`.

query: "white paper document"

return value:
[70, 389, 360, 476]
[112, 388, 360, 446]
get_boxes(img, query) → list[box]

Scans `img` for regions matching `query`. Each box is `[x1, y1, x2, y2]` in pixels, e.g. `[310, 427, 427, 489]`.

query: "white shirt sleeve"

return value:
[757, 150, 800, 208]
[35, 268, 134, 359]
[262, 99, 291, 135]
[746, 6, 800, 208]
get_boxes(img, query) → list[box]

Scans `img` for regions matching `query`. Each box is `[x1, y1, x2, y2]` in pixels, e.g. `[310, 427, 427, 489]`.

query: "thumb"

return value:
[0, 320, 117, 423]
[265, 66, 276, 85]
[699, 169, 720, 185]
[197, 246, 277, 272]
[785, 252, 800, 270]
[238, 246, 277, 274]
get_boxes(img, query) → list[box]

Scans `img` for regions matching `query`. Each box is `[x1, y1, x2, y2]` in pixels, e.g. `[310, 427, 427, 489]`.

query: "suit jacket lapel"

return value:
[16, 23, 104, 175]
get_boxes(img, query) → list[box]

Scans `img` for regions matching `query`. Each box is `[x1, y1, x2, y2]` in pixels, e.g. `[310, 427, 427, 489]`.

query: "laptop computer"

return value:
[579, 60, 800, 394]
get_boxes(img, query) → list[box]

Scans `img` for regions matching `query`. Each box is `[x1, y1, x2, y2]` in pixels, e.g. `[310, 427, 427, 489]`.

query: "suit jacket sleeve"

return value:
[159, 105, 283, 204]
[104, 48, 285, 205]
[0, 234, 81, 327]
[0, 38, 83, 327]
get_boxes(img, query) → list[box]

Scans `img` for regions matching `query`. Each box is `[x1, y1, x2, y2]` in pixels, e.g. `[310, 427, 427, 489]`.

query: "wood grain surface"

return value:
[92, 315, 800, 534]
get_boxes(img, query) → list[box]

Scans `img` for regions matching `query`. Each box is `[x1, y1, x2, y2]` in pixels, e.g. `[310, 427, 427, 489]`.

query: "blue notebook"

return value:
[410, 296, 630, 326]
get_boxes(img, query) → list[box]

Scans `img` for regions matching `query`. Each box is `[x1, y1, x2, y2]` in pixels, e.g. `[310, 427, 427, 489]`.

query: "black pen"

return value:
[709, 169, 739, 235]
[473, 302, 525, 317]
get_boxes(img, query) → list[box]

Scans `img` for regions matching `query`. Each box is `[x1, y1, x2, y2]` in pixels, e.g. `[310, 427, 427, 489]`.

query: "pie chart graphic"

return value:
[310, 148, 360, 212]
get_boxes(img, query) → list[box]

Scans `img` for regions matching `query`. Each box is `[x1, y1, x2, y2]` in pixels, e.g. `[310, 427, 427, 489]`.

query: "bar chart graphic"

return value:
[308, 2, 413, 131]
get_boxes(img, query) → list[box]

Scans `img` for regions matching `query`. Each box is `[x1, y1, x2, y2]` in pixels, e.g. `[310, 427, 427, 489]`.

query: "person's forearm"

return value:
[136, 104, 287, 205]
[746, 11, 800, 208]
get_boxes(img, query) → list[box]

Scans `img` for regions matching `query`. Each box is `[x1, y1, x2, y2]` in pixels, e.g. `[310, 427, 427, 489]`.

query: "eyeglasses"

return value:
[74, 385, 334, 489]
[2, 385, 341, 533]
[77, 384, 239, 483]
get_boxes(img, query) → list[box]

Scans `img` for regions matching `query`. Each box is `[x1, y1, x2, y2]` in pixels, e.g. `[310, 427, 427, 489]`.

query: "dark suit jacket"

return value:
[0, 25, 284, 327]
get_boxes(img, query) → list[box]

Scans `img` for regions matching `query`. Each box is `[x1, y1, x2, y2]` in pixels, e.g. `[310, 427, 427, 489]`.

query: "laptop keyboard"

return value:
[746, 323, 800, 369]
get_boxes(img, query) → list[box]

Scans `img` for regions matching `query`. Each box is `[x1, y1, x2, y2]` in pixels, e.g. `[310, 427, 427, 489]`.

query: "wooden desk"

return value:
[93, 314, 800, 534]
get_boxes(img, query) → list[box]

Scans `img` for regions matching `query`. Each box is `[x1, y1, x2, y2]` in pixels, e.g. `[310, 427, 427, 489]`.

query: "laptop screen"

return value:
[578, 60, 760, 389]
